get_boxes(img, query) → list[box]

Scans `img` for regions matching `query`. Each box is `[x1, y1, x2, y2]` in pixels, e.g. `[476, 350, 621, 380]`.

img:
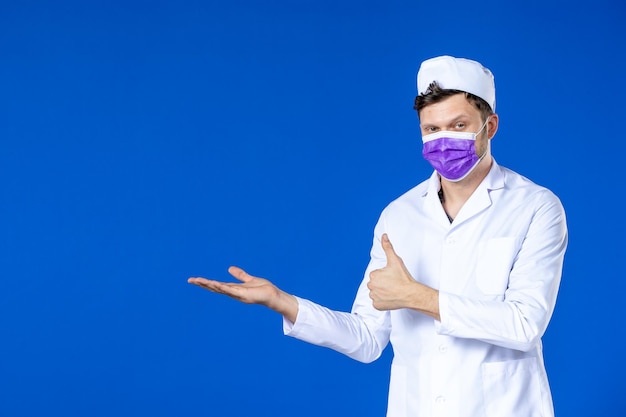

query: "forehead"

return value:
[419, 94, 481, 126]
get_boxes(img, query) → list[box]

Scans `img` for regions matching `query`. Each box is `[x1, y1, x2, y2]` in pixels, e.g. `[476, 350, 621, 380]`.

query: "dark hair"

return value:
[413, 81, 493, 121]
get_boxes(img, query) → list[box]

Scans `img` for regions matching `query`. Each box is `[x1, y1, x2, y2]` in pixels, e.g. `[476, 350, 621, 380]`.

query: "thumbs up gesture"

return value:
[367, 233, 440, 319]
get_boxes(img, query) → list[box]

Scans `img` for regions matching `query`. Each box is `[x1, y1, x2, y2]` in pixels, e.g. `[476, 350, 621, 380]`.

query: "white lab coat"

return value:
[284, 160, 568, 417]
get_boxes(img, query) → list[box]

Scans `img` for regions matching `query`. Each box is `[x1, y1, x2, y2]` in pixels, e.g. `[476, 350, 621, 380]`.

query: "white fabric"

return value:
[417, 55, 496, 111]
[421, 129, 477, 143]
[284, 160, 567, 417]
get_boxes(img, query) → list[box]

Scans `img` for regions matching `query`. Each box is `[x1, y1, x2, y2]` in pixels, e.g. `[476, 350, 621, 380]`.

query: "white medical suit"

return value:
[284, 160, 568, 417]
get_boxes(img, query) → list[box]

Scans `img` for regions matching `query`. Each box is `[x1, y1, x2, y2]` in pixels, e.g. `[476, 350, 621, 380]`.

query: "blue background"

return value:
[1, 1, 624, 416]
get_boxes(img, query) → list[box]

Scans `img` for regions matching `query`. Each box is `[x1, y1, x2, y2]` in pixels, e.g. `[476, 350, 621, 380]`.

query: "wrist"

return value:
[268, 290, 299, 323]
[408, 282, 440, 320]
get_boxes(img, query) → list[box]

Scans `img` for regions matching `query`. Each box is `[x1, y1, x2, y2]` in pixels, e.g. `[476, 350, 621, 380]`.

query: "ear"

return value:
[486, 113, 499, 140]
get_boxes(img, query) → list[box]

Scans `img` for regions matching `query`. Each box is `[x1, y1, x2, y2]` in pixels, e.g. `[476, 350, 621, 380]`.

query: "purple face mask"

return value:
[421, 120, 488, 182]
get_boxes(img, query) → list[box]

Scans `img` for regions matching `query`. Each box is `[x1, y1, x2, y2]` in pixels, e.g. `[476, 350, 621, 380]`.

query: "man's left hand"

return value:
[367, 233, 440, 319]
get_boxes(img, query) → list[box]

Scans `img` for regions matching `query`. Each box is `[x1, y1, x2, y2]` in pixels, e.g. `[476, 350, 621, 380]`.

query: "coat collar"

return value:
[421, 159, 505, 227]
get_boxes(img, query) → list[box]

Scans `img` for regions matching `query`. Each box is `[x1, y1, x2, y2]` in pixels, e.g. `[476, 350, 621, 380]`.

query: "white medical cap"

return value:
[417, 55, 496, 111]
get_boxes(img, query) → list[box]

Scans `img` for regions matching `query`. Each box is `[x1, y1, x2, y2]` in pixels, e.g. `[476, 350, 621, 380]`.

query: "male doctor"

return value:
[189, 55, 568, 417]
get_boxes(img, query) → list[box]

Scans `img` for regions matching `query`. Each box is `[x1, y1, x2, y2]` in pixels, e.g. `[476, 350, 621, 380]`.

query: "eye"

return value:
[455, 122, 466, 129]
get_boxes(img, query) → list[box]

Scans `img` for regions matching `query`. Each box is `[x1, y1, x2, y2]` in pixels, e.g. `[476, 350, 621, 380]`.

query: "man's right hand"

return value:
[188, 266, 299, 323]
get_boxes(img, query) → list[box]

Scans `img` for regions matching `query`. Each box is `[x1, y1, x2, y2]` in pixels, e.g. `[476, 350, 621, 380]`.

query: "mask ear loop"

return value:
[476, 116, 490, 137]
[476, 117, 492, 160]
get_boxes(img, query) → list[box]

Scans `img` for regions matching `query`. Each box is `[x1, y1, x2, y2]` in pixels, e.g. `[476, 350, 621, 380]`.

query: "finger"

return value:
[228, 266, 254, 283]
[188, 277, 210, 285]
[381, 233, 400, 264]
[188, 277, 222, 290]
[188, 277, 221, 293]
[189, 277, 241, 297]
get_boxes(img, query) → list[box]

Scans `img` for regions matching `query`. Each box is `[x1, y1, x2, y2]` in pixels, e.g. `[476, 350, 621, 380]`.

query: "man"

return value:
[188, 55, 568, 417]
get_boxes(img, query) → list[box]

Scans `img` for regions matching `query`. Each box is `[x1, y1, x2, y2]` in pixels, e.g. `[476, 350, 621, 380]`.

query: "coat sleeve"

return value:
[283, 221, 391, 363]
[435, 191, 568, 352]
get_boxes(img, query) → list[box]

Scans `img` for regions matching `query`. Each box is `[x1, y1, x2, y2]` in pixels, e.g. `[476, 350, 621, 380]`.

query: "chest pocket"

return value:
[476, 237, 519, 295]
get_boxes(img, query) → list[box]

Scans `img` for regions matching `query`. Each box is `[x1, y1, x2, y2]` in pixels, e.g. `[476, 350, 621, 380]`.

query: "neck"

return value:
[439, 155, 492, 217]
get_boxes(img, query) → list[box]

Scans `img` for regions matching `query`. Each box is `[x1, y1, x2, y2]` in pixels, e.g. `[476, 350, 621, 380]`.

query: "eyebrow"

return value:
[421, 114, 471, 129]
